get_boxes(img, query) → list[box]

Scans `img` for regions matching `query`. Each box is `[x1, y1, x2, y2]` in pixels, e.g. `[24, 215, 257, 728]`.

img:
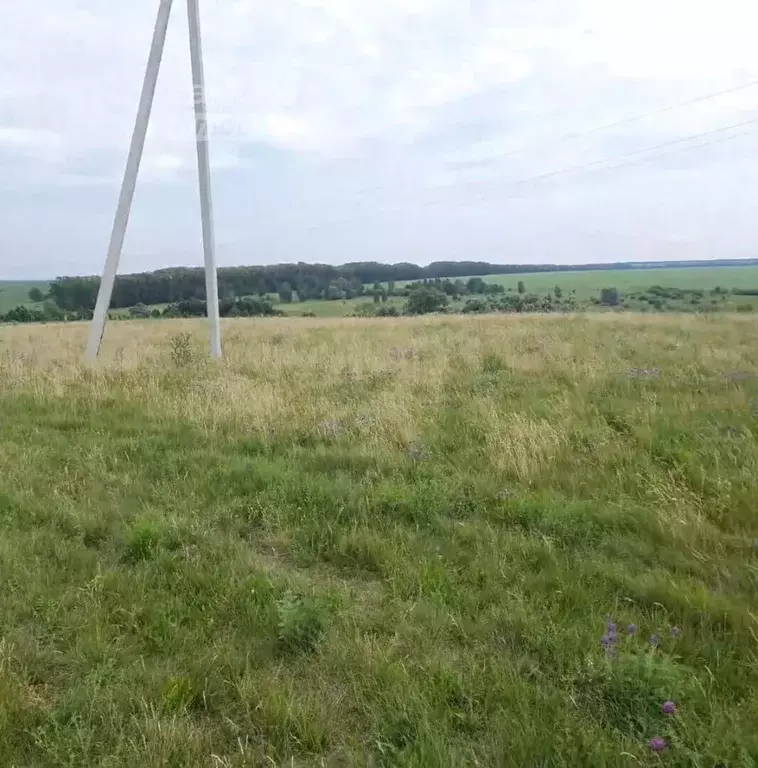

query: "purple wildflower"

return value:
[607, 620, 617, 638]
[627, 623, 638, 636]
[671, 626, 681, 639]
[649, 633, 660, 648]
[649, 737, 669, 752]
[662, 700, 677, 715]
[600, 630, 619, 658]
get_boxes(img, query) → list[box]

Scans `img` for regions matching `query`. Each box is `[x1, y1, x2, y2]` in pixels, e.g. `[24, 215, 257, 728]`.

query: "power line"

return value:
[449, 76, 758, 169]
[364, 116, 758, 214]
[578, 124, 758, 177]
[498, 114, 758, 191]
[320, 96, 758, 223]
[301, 118, 758, 228]
[302, 105, 758, 228]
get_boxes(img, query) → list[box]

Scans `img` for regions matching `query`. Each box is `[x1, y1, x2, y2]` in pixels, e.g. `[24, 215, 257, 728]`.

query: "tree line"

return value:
[36, 258, 758, 312]
[357, 278, 578, 316]
[41, 263, 542, 311]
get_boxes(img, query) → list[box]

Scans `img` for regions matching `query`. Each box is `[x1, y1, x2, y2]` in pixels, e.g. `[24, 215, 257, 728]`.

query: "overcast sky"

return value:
[2, 0, 758, 279]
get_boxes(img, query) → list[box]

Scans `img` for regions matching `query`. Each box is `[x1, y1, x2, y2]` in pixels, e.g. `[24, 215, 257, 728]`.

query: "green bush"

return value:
[404, 287, 449, 315]
[462, 298, 490, 314]
[276, 592, 331, 655]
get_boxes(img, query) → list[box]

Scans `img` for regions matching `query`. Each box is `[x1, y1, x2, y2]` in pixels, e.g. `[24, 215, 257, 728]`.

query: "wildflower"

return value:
[627, 623, 638, 635]
[600, 634, 614, 648]
[649, 633, 660, 648]
[607, 620, 617, 637]
[671, 626, 681, 639]
[649, 737, 669, 752]
[662, 700, 677, 715]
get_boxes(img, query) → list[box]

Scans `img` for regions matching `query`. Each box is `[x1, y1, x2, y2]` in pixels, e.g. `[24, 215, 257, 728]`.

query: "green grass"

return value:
[398, 266, 758, 298]
[1, 314, 757, 766]
[0, 281, 50, 313]
[279, 297, 405, 317]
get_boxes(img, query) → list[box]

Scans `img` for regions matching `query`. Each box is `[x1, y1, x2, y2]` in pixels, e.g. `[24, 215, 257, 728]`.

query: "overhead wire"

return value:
[297, 77, 758, 226]
[325, 114, 758, 219]
[447, 76, 758, 169]
[458, 115, 758, 198]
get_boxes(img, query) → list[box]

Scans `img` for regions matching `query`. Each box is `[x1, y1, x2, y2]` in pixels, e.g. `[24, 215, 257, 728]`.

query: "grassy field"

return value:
[278, 297, 405, 317]
[397, 266, 758, 298]
[0, 281, 49, 313]
[1, 315, 758, 766]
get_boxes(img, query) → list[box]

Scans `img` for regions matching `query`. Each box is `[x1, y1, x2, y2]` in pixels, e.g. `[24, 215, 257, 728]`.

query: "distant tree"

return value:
[466, 277, 487, 294]
[462, 298, 489, 314]
[42, 300, 64, 321]
[404, 287, 449, 315]
[333, 276, 358, 299]
[600, 287, 621, 306]
[372, 281, 385, 304]
[387, 280, 396, 296]
[554, 285, 563, 299]
[128, 303, 151, 318]
[28, 287, 45, 303]
[517, 281, 526, 294]
[277, 282, 294, 303]
[326, 284, 347, 301]
[4, 305, 34, 323]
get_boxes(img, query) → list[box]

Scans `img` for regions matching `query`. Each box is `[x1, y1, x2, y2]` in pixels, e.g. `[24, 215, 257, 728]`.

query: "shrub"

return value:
[169, 332, 195, 367]
[128, 303, 151, 319]
[462, 298, 490, 314]
[404, 287, 449, 315]
[42, 301, 65, 321]
[276, 592, 331, 655]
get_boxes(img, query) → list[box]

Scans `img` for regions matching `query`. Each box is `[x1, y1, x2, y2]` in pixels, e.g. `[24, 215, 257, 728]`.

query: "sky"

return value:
[1, 0, 758, 279]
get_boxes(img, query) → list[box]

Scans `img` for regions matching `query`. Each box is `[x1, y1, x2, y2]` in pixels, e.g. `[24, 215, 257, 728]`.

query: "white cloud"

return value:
[3, 0, 757, 172]
[0, 127, 61, 152]
[2, 0, 758, 277]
